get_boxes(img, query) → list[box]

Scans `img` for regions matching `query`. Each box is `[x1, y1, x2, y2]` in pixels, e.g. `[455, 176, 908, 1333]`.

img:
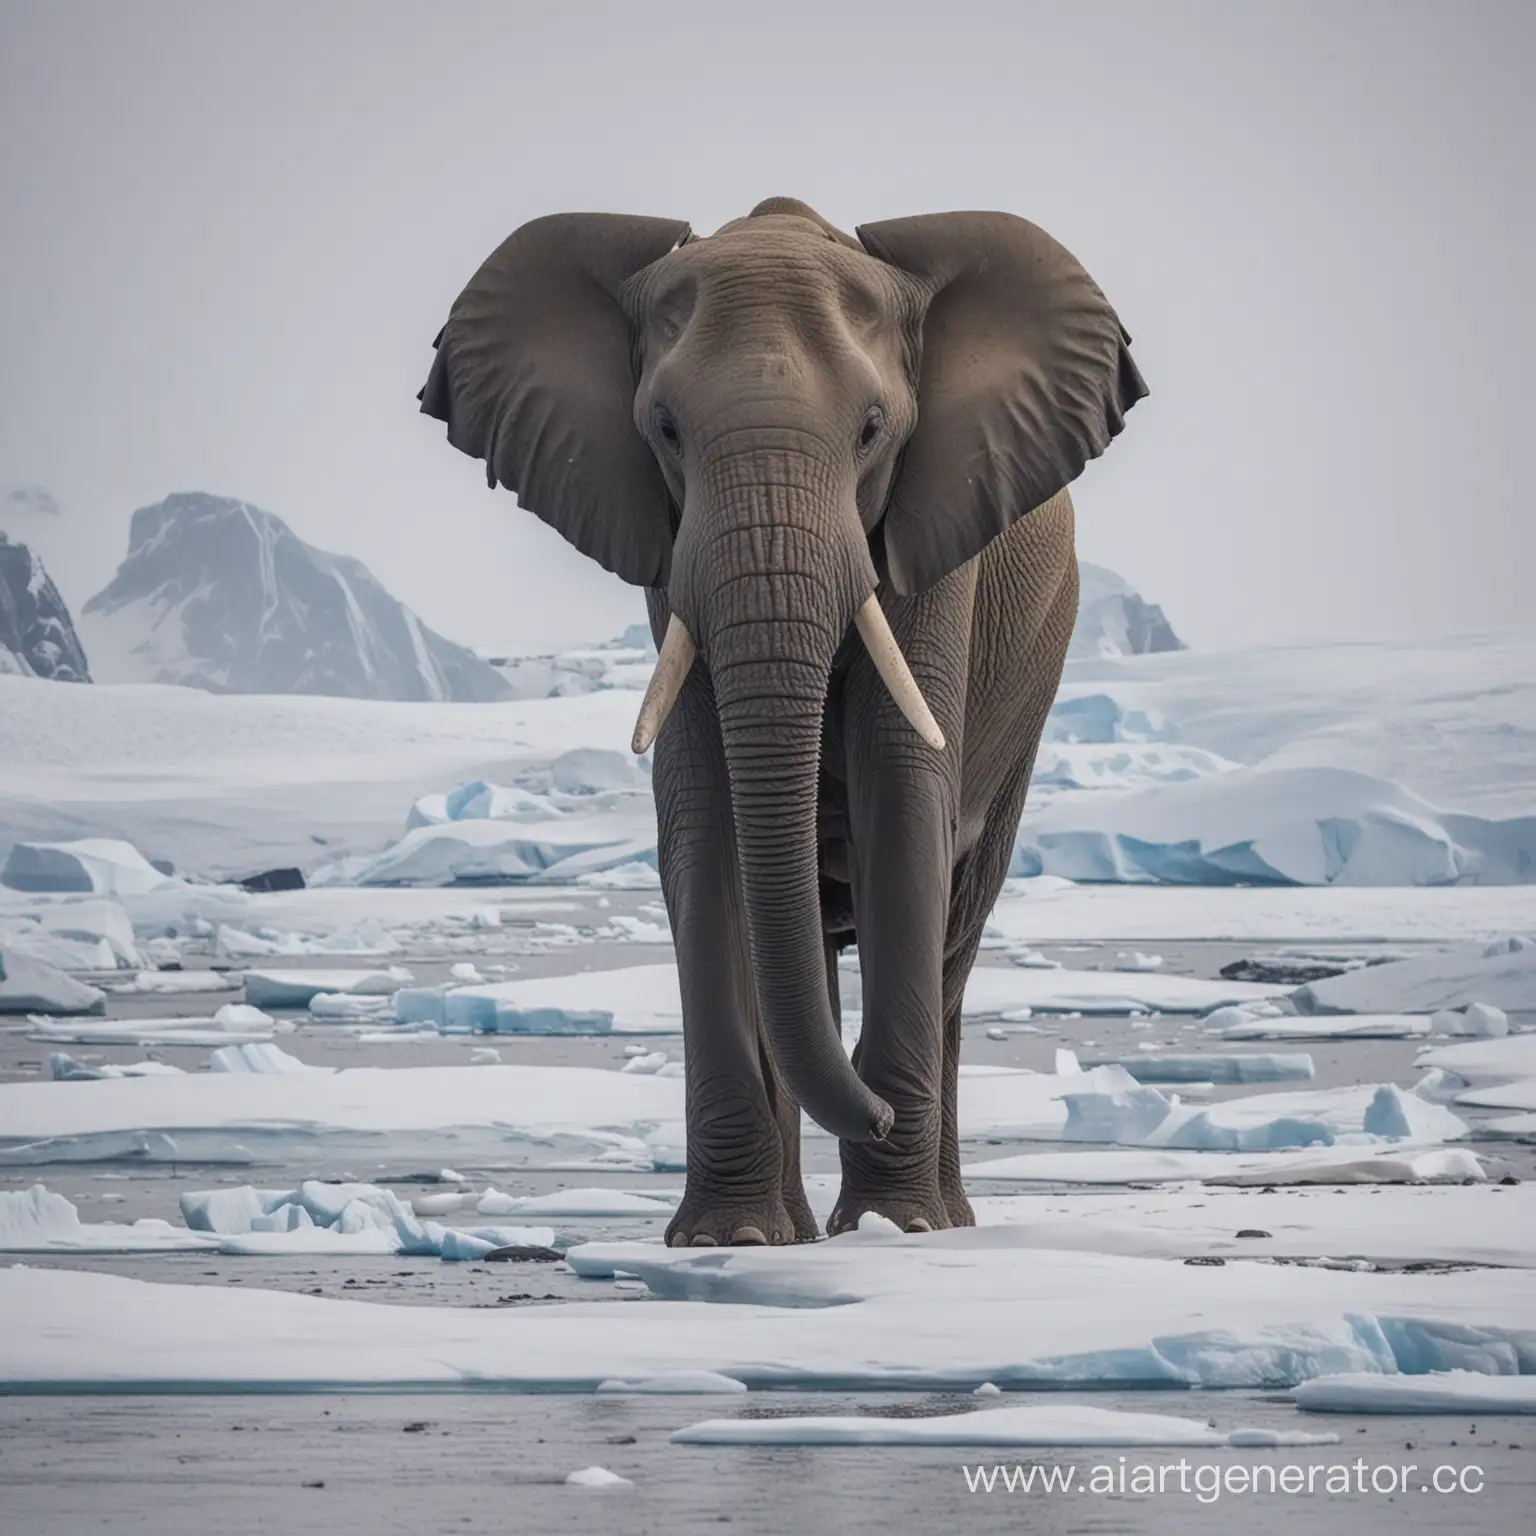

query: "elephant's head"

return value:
[420, 197, 1145, 1142]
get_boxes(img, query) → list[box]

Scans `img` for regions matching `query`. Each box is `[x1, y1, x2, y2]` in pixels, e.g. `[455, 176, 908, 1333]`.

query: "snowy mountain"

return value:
[1070, 563, 1184, 659]
[78, 494, 511, 702]
[0, 533, 91, 682]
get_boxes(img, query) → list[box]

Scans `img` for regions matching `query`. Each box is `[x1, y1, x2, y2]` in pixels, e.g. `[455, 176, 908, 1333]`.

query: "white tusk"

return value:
[854, 595, 946, 751]
[631, 614, 697, 754]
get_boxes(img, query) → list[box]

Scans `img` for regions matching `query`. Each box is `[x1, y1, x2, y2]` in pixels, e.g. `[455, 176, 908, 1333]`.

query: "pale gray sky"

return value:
[1, 0, 1530, 654]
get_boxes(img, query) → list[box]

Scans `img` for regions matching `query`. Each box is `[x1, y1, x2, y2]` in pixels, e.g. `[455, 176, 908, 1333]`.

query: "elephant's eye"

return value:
[654, 409, 683, 455]
[856, 406, 885, 457]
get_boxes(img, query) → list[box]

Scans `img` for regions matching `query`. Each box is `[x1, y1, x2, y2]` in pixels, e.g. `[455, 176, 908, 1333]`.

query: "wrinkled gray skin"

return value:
[420, 197, 1145, 1244]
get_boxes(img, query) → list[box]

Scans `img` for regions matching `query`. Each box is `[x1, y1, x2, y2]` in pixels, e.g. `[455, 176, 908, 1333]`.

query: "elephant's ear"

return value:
[856, 212, 1147, 595]
[419, 213, 691, 586]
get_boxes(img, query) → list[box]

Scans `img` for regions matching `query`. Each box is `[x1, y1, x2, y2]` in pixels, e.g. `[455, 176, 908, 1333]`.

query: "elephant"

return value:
[420, 197, 1146, 1245]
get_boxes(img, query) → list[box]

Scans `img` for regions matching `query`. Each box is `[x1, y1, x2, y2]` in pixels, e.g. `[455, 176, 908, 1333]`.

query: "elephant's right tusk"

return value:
[854, 594, 946, 751]
[631, 614, 697, 754]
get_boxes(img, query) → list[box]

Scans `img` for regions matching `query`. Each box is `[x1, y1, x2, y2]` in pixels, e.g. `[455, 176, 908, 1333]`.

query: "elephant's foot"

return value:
[827, 1184, 952, 1237]
[665, 1188, 799, 1248]
[939, 1176, 976, 1229]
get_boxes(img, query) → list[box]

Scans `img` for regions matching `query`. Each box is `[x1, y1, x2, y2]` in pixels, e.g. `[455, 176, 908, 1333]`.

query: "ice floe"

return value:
[963, 1144, 1487, 1187]
[0, 1062, 682, 1167]
[0, 1184, 212, 1252]
[1293, 937, 1536, 1014]
[1212, 1012, 1432, 1041]
[672, 1403, 1338, 1447]
[1078, 1053, 1315, 1084]
[243, 967, 409, 1009]
[0, 947, 106, 1015]
[962, 966, 1283, 1018]
[565, 1466, 633, 1488]
[108, 968, 240, 995]
[26, 1015, 275, 1047]
[1292, 1371, 1536, 1414]
[0, 1060, 1471, 1169]
[177, 1179, 555, 1258]
[48, 1053, 184, 1081]
[5, 1238, 1534, 1391]
[436, 963, 683, 1035]
[206, 1042, 314, 1073]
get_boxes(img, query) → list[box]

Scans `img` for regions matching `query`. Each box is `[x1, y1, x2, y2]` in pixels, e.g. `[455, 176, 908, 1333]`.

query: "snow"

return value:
[5, 1239, 1533, 1391]
[964, 1144, 1487, 1187]
[565, 1466, 633, 1488]
[1293, 939, 1536, 1014]
[987, 879, 1536, 944]
[206, 1042, 313, 1074]
[672, 1403, 1337, 1448]
[1, 838, 175, 897]
[960, 1185, 1536, 1268]
[1049, 631, 1534, 819]
[1293, 1372, 1536, 1415]
[0, 1185, 212, 1253]
[243, 968, 407, 1009]
[0, 947, 106, 1015]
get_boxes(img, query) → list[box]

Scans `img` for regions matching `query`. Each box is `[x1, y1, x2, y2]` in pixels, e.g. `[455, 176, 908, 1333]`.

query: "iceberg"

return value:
[0, 838, 174, 897]
[0, 899, 142, 970]
[443, 963, 682, 1035]
[1014, 767, 1536, 886]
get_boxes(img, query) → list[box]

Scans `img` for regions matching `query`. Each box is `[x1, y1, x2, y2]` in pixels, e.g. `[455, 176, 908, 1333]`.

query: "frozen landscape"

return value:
[1, 581, 1533, 1531]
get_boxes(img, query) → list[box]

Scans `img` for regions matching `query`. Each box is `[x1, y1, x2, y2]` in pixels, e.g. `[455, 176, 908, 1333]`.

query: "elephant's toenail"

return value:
[689, 1233, 719, 1247]
[668, 1230, 689, 1247]
[904, 1217, 933, 1233]
[730, 1225, 768, 1246]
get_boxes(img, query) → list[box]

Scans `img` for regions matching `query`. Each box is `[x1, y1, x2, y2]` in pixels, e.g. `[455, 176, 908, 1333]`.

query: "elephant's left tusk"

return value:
[854, 594, 946, 751]
[631, 614, 696, 754]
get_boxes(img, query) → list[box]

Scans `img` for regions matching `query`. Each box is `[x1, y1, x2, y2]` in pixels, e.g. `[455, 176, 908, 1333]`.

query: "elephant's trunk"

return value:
[670, 446, 893, 1143]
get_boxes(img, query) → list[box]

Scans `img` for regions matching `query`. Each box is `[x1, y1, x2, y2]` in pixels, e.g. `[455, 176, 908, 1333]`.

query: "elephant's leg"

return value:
[830, 576, 972, 1236]
[655, 659, 801, 1248]
[936, 563, 1081, 1227]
